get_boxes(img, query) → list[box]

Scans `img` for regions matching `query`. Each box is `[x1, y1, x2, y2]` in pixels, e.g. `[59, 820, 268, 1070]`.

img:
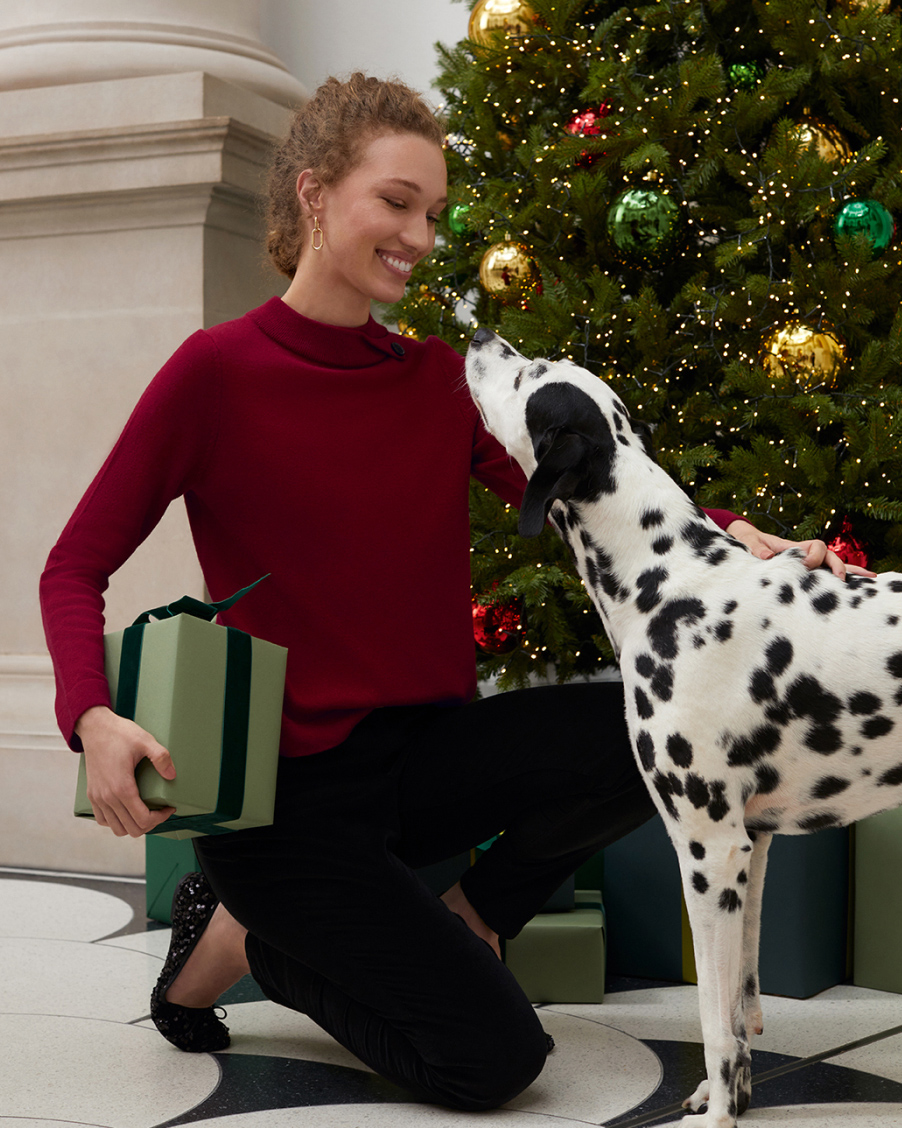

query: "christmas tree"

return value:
[389, 0, 902, 690]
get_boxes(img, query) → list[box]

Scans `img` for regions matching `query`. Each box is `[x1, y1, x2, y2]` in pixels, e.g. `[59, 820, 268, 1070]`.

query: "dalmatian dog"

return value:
[466, 327, 902, 1128]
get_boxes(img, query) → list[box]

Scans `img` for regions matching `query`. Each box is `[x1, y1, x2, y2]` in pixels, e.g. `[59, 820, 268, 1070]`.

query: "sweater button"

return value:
[391, 341, 405, 356]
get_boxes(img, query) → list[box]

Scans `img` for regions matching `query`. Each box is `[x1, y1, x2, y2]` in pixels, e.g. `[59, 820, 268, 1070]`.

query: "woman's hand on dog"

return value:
[75, 705, 177, 837]
[726, 519, 877, 581]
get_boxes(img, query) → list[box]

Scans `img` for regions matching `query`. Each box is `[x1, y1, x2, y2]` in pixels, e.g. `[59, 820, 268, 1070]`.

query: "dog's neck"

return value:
[550, 445, 749, 658]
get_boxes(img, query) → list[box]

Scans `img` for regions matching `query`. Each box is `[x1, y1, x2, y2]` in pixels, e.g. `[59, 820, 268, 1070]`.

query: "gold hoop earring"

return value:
[311, 216, 323, 251]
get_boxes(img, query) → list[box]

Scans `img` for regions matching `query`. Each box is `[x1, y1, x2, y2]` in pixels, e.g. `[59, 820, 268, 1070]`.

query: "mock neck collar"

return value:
[248, 297, 408, 368]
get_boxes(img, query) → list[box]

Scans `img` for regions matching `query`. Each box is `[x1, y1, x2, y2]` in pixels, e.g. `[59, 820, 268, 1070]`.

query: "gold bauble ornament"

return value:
[761, 322, 845, 388]
[786, 117, 852, 164]
[478, 236, 540, 302]
[468, 0, 537, 46]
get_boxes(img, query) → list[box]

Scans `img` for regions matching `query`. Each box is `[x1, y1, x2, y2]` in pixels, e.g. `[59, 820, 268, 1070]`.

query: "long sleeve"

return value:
[39, 331, 221, 749]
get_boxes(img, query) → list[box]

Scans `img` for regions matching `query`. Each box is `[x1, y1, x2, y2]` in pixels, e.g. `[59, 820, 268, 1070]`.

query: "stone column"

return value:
[0, 2, 305, 874]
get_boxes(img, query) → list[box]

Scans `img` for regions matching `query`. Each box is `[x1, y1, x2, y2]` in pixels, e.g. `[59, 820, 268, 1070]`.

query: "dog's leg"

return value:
[740, 831, 772, 1041]
[676, 831, 754, 1128]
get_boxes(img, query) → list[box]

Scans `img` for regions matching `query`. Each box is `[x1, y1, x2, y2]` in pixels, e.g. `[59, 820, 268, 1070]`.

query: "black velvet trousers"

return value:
[194, 681, 656, 1111]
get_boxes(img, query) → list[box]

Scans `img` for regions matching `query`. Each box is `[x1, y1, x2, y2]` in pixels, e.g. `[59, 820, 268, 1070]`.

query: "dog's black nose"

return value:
[471, 327, 496, 347]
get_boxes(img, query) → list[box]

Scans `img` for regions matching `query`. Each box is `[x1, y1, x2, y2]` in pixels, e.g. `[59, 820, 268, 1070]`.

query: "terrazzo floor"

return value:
[3, 866, 902, 1128]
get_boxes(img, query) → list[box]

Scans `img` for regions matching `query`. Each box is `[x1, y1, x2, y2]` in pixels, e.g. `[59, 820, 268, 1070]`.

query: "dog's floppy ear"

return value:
[519, 430, 591, 537]
[518, 382, 617, 536]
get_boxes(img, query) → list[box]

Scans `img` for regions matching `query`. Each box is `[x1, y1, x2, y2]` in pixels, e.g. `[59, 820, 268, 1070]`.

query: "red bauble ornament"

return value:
[826, 516, 869, 569]
[473, 594, 525, 654]
[563, 102, 612, 167]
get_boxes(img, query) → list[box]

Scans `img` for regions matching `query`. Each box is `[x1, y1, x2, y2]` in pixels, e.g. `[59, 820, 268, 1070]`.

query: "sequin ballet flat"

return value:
[150, 871, 231, 1052]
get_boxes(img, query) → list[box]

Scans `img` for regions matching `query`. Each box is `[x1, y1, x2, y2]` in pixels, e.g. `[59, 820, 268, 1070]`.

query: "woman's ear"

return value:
[296, 169, 324, 218]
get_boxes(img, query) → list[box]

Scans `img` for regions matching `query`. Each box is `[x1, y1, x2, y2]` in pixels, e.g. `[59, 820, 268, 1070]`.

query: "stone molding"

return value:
[0, 3, 305, 107]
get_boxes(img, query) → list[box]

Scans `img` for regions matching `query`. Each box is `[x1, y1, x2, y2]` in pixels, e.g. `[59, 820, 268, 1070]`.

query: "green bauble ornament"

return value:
[606, 187, 682, 266]
[728, 61, 765, 91]
[448, 203, 472, 235]
[833, 198, 895, 258]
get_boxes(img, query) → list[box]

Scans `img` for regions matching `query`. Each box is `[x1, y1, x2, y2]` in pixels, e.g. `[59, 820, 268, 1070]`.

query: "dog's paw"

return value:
[682, 1079, 709, 1111]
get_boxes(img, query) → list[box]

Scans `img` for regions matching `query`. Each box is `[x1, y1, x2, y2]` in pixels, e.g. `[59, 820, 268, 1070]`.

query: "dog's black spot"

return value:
[784, 672, 843, 717]
[714, 620, 734, 642]
[641, 508, 665, 529]
[761, 578, 772, 588]
[765, 700, 791, 726]
[692, 871, 709, 894]
[812, 776, 851, 800]
[529, 362, 548, 379]
[667, 733, 693, 768]
[693, 635, 707, 649]
[744, 974, 758, 998]
[890, 580, 902, 592]
[636, 730, 655, 771]
[778, 584, 795, 604]
[849, 692, 881, 715]
[878, 763, 902, 786]
[805, 725, 844, 754]
[887, 653, 902, 679]
[862, 715, 894, 739]
[719, 889, 742, 912]
[766, 637, 794, 676]
[723, 600, 738, 614]
[737, 870, 748, 884]
[685, 774, 710, 808]
[727, 724, 781, 766]
[636, 567, 668, 613]
[648, 598, 707, 660]
[499, 344, 517, 360]
[513, 372, 523, 391]
[708, 780, 730, 821]
[653, 771, 681, 819]
[785, 675, 844, 754]
[635, 653, 655, 679]
[613, 413, 624, 432]
[586, 549, 630, 603]
[747, 818, 779, 832]
[650, 664, 674, 702]
[850, 596, 863, 609]
[798, 812, 840, 831]
[750, 669, 776, 702]
[617, 434, 630, 447]
[813, 591, 840, 615]
[755, 763, 780, 794]
[682, 521, 730, 565]
[652, 535, 674, 555]
[888, 616, 899, 626]
[690, 840, 706, 860]
[800, 573, 820, 593]
[635, 686, 654, 719]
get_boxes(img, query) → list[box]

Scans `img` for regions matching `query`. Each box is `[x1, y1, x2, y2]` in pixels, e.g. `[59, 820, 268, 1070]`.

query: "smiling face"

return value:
[287, 131, 448, 326]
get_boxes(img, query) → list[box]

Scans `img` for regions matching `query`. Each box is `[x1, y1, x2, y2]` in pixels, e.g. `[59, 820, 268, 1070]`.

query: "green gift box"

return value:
[504, 890, 605, 1004]
[74, 580, 287, 840]
[854, 807, 902, 993]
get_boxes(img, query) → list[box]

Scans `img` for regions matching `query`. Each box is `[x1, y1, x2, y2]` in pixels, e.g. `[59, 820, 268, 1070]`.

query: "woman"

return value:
[40, 73, 859, 1111]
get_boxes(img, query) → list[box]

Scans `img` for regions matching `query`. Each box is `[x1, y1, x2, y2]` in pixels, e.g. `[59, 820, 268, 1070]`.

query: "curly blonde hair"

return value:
[266, 73, 446, 279]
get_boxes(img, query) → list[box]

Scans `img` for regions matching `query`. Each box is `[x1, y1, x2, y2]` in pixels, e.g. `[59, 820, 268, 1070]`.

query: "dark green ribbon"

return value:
[114, 576, 267, 836]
